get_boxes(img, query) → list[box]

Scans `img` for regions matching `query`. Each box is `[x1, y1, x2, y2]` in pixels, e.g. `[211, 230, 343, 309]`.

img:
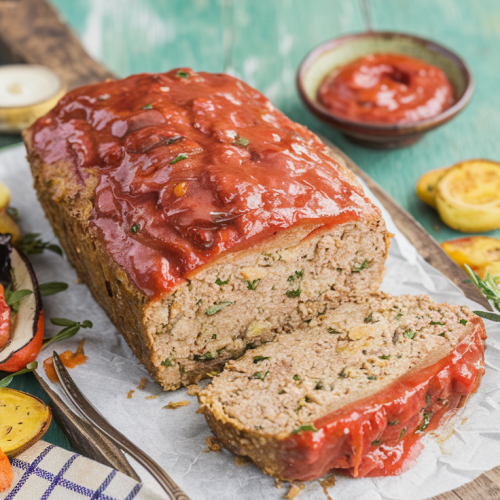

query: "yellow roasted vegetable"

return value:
[0, 182, 10, 212]
[435, 160, 500, 232]
[441, 236, 500, 278]
[483, 261, 500, 279]
[416, 166, 449, 208]
[0, 388, 52, 457]
[0, 183, 21, 244]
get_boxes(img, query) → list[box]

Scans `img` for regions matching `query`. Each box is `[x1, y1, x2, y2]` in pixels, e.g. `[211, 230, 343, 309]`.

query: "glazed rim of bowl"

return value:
[297, 31, 474, 131]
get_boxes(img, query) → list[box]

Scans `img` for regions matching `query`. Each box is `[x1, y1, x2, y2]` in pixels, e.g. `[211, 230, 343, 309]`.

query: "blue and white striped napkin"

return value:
[1, 440, 164, 500]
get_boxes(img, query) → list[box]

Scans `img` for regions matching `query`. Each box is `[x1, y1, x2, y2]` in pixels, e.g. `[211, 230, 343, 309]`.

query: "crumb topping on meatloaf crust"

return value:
[28, 68, 380, 299]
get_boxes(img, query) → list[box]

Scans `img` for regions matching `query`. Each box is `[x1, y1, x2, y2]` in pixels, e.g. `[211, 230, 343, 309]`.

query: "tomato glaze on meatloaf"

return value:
[24, 69, 390, 389]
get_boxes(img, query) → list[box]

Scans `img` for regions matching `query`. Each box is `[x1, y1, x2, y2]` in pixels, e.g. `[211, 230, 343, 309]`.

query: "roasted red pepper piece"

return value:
[0, 284, 9, 350]
[0, 447, 13, 492]
[0, 312, 44, 373]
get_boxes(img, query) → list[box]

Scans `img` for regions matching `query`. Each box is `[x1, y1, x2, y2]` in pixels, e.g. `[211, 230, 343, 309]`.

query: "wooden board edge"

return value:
[35, 372, 140, 482]
[322, 138, 491, 311]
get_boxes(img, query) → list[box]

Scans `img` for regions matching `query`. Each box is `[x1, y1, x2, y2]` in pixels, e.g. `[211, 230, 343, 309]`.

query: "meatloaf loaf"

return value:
[23, 68, 390, 390]
[199, 293, 486, 479]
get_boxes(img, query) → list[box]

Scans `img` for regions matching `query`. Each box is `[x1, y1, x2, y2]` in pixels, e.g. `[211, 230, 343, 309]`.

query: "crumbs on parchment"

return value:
[204, 436, 221, 452]
[285, 483, 304, 500]
[164, 400, 190, 409]
[137, 377, 148, 390]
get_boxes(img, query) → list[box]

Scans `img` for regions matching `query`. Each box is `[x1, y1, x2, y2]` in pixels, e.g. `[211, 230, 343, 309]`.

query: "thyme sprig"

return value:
[0, 362, 38, 388]
[464, 264, 500, 322]
[42, 318, 93, 350]
[18, 233, 63, 257]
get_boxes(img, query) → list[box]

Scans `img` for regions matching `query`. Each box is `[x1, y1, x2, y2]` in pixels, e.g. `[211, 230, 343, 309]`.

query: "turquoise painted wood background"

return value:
[2, 0, 500, 450]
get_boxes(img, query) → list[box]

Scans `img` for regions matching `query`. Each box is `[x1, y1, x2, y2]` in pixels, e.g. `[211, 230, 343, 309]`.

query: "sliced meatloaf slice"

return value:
[23, 69, 390, 390]
[199, 293, 486, 480]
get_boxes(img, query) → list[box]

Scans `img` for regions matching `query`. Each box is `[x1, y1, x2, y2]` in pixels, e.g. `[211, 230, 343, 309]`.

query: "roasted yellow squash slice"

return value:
[0, 388, 51, 457]
[435, 160, 500, 232]
[0, 182, 10, 212]
[416, 166, 449, 208]
[441, 236, 500, 278]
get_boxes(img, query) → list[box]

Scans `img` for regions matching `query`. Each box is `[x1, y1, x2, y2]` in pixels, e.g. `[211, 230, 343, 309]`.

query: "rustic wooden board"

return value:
[0, 1, 498, 498]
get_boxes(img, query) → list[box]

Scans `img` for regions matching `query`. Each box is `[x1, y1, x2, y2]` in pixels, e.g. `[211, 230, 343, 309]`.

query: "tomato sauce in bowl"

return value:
[318, 53, 454, 125]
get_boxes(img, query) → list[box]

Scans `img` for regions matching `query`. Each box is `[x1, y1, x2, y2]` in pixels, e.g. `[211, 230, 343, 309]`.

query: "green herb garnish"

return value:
[142, 104, 153, 110]
[0, 362, 38, 388]
[196, 299, 202, 306]
[364, 312, 374, 323]
[178, 362, 185, 374]
[367, 375, 377, 380]
[18, 233, 63, 256]
[418, 411, 433, 432]
[253, 356, 270, 363]
[215, 277, 230, 286]
[42, 318, 93, 350]
[403, 330, 416, 340]
[430, 321, 445, 326]
[278, 389, 286, 394]
[250, 371, 268, 381]
[161, 358, 173, 367]
[193, 352, 213, 361]
[291, 423, 318, 434]
[165, 136, 183, 146]
[388, 420, 399, 426]
[459, 319, 467, 326]
[131, 224, 140, 233]
[394, 312, 403, 320]
[246, 279, 260, 290]
[293, 374, 301, 381]
[5, 286, 32, 313]
[176, 71, 190, 78]
[170, 154, 188, 165]
[315, 381, 324, 390]
[338, 368, 348, 378]
[352, 260, 370, 273]
[233, 136, 250, 147]
[371, 439, 381, 446]
[212, 334, 217, 339]
[286, 289, 301, 298]
[379, 354, 390, 360]
[328, 328, 340, 334]
[6, 207, 19, 220]
[465, 264, 500, 321]
[205, 301, 233, 316]
[399, 427, 407, 440]
[39, 282, 69, 297]
[439, 332, 446, 337]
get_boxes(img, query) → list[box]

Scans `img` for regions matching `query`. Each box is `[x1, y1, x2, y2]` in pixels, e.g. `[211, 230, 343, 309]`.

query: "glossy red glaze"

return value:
[280, 317, 486, 480]
[0, 284, 10, 350]
[30, 69, 379, 299]
[318, 53, 454, 124]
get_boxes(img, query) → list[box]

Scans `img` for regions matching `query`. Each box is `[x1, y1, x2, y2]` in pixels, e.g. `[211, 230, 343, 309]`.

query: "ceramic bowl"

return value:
[297, 31, 474, 149]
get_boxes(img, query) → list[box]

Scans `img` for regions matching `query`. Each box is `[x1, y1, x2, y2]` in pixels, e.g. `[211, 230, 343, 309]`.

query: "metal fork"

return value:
[52, 352, 191, 500]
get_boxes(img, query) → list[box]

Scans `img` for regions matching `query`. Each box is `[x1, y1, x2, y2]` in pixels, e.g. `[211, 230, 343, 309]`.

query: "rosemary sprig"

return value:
[464, 264, 500, 322]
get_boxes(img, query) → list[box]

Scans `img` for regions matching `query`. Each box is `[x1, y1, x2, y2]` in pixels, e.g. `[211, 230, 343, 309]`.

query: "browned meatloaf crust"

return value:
[23, 69, 390, 390]
[199, 293, 486, 480]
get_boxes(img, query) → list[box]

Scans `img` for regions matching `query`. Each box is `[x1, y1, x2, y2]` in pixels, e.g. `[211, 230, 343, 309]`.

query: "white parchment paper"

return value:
[1, 144, 500, 500]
